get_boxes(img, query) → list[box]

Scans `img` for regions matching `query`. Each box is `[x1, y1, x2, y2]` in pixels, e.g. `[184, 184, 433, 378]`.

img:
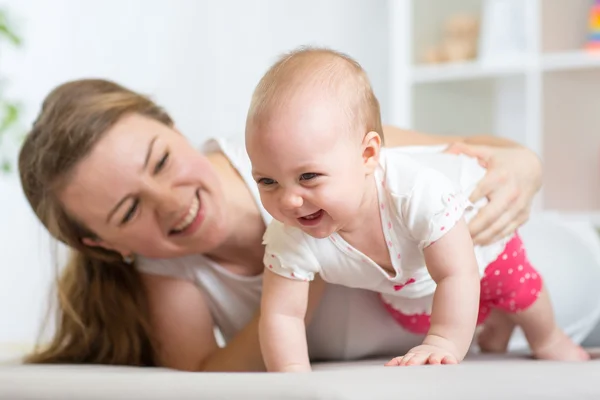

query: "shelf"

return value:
[391, 1, 600, 229]
[410, 60, 527, 84]
[542, 50, 600, 72]
[410, 51, 600, 84]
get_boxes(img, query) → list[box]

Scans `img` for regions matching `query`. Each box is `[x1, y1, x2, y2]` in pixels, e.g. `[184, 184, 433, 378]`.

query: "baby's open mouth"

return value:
[298, 210, 324, 226]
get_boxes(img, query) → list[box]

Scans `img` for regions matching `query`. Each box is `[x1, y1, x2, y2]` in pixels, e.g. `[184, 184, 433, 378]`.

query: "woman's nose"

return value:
[147, 180, 184, 218]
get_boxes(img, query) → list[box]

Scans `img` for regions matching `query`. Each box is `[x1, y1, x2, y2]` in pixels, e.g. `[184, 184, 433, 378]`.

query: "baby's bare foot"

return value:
[533, 328, 590, 361]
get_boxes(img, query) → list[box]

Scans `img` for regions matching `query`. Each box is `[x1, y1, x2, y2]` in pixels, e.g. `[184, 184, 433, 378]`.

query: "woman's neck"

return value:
[203, 150, 266, 276]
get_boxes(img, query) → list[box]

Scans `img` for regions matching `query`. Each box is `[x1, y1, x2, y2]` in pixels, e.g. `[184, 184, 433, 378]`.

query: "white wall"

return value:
[0, 0, 390, 346]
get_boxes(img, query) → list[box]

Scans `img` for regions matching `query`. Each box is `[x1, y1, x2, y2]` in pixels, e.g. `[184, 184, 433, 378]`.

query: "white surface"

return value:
[2, 355, 600, 400]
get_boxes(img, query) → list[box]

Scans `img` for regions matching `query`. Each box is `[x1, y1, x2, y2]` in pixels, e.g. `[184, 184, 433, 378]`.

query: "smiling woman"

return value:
[18, 79, 269, 368]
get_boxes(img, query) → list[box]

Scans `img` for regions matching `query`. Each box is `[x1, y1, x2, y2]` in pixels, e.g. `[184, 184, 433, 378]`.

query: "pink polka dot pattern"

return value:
[380, 298, 431, 335]
[478, 233, 542, 318]
[381, 233, 544, 332]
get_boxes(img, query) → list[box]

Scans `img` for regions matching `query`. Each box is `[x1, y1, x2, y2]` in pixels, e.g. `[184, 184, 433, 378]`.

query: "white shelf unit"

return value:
[388, 0, 600, 225]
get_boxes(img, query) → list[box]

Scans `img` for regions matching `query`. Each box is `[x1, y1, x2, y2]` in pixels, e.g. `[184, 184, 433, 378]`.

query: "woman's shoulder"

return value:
[136, 254, 205, 282]
[201, 136, 246, 162]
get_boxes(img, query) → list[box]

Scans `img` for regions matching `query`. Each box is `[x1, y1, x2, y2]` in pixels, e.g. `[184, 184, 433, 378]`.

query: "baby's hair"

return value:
[246, 46, 383, 143]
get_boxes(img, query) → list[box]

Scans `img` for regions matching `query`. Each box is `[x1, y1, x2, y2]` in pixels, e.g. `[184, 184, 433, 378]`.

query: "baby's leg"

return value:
[503, 285, 589, 361]
[477, 309, 515, 353]
[479, 233, 589, 361]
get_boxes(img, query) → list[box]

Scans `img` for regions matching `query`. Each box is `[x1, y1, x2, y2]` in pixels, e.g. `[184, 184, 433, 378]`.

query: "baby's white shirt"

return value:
[263, 147, 509, 314]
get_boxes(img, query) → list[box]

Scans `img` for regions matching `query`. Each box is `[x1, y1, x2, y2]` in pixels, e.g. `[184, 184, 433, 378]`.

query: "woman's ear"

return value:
[361, 131, 382, 174]
[82, 237, 133, 260]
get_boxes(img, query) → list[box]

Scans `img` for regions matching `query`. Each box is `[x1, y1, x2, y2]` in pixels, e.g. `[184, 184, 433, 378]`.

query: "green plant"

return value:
[0, 9, 22, 174]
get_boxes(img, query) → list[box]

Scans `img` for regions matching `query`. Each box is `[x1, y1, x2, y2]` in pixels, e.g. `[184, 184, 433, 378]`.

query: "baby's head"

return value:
[245, 47, 383, 238]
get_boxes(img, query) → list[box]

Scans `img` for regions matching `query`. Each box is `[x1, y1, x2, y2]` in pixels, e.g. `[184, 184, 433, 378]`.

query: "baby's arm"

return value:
[260, 267, 311, 372]
[422, 218, 480, 360]
[259, 220, 324, 371]
[388, 219, 480, 366]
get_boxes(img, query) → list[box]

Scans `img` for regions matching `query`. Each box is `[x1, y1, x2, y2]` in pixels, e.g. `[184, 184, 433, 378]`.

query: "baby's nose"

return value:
[280, 190, 303, 210]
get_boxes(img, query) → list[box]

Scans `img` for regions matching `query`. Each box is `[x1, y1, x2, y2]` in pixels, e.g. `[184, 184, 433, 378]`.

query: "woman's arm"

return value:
[382, 125, 521, 148]
[141, 272, 325, 372]
[142, 273, 260, 372]
[382, 125, 543, 245]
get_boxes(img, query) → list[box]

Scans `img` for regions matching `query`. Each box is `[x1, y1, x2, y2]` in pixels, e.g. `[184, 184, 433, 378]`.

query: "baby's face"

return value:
[247, 96, 370, 238]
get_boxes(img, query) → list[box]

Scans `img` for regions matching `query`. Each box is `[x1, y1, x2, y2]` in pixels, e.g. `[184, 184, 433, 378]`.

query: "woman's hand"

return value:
[445, 142, 542, 245]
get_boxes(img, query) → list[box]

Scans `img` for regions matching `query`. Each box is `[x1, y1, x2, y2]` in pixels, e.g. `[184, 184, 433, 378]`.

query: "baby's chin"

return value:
[302, 229, 332, 239]
[297, 223, 336, 239]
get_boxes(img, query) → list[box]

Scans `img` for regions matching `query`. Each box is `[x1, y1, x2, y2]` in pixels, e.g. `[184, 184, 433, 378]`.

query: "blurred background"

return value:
[0, 0, 599, 354]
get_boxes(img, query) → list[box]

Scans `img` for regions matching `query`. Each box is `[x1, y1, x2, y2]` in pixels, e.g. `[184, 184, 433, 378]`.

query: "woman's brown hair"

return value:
[18, 79, 173, 365]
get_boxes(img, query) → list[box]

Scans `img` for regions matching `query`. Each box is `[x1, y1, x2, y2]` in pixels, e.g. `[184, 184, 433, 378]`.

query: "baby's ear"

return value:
[361, 131, 382, 174]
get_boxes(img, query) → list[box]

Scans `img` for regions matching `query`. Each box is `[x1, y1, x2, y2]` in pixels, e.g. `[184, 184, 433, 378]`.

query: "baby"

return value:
[245, 47, 589, 372]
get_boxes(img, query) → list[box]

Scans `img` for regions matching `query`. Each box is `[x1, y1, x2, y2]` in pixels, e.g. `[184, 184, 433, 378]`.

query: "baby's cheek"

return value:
[322, 184, 360, 216]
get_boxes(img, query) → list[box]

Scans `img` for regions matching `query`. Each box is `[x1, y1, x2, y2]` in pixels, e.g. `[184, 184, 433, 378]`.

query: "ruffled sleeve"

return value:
[402, 169, 471, 250]
[262, 220, 321, 281]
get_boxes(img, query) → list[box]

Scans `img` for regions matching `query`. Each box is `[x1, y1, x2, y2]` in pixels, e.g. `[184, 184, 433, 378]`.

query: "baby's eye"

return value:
[299, 173, 319, 181]
[257, 177, 276, 186]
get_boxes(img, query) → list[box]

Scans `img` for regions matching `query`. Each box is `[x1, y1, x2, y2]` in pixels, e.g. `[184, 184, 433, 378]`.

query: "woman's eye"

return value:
[154, 151, 170, 173]
[121, 199, 139, 225]
[300, 173, 319, 181]
[257, 178, 276, 186]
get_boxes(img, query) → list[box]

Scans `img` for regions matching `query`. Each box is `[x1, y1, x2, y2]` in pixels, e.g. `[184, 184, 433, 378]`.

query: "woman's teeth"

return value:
[173, 196, 200, 232]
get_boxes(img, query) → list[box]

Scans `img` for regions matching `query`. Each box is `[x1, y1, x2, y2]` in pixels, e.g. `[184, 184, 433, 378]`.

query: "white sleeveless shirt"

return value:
[136, 140, 501, 360]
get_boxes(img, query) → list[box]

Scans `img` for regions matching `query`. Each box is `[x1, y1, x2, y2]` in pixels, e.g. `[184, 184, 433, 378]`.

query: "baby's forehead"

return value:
[269, 93, 349, 130]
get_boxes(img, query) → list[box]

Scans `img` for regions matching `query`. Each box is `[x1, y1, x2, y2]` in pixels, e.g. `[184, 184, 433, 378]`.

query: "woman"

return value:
[18, 79, 542, 371]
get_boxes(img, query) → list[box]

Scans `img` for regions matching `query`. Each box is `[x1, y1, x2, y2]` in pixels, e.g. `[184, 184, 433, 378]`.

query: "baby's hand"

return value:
[385, 344, 459, 367]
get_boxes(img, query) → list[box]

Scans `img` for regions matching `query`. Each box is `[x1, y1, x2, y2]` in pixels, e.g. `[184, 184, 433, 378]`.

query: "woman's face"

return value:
[59, 114, 230, 259]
